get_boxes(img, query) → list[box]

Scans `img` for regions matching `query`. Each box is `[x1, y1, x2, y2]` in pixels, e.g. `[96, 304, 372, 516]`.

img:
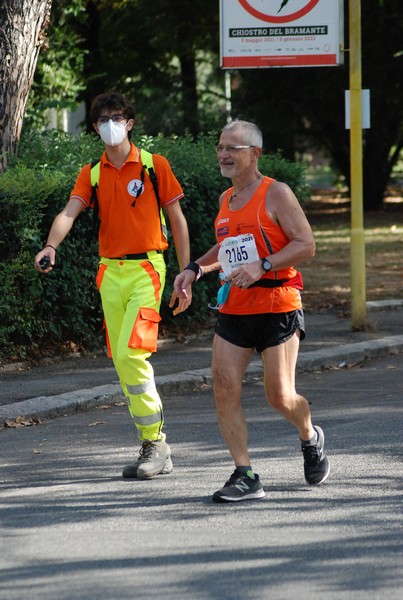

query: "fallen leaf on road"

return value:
[5, 416, 41, 428]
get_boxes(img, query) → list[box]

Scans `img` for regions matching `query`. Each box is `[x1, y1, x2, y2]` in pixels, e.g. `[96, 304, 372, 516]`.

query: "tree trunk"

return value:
[175, 14, 199, 137]
[178, 47, 199, 136]
[0, 0, 52, 171]
[81, 0, 102, 134]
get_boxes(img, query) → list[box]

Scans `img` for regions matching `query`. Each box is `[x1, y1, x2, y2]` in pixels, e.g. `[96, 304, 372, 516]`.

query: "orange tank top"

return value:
[214, 176, 303, 315]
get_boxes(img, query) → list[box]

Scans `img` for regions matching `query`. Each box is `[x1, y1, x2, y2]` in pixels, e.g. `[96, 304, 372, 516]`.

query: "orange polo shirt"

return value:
[215, 176, 303, 315]
[70, 144, 184, 257]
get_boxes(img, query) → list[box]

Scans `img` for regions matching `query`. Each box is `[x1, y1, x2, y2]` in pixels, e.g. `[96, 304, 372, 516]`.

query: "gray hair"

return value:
[222, 120, 263, 148]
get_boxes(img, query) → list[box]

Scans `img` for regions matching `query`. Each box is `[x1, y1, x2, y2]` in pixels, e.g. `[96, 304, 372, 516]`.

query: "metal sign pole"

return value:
[349, 0, 366, 328]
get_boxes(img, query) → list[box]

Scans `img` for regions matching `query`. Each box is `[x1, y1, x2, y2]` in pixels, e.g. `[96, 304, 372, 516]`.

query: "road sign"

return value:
[220, 0, 344, 68]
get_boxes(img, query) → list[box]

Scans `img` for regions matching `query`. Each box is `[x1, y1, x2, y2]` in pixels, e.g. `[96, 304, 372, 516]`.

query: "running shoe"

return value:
[301, 425, 330, 485]
[213, 469, 265, 503]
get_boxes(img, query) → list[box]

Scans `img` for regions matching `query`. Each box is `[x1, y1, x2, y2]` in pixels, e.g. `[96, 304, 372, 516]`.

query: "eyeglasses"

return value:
[215, 145, 255, 154]
[96, 114, 126, 126]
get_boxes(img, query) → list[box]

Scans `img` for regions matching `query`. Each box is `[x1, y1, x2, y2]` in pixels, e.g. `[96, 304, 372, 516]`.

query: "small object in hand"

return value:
[39, 256, 51, 270]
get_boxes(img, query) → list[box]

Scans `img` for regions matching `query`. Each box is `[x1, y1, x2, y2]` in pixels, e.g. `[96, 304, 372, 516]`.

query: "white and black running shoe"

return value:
[301, 425, 330, 485]
[213, 469, 265, 503]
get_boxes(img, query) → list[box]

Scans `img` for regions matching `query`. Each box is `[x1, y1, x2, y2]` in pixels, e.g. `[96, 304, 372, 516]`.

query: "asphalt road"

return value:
[0, 354, 402, 600]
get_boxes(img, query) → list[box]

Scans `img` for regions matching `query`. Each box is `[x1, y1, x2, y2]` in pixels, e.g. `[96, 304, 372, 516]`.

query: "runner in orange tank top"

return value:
[214, 175, 302, 315]
[172, 120, 330, 502]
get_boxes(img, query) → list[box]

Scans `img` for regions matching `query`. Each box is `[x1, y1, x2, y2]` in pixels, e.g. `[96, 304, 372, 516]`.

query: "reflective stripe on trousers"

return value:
[97, 253, 166, 442]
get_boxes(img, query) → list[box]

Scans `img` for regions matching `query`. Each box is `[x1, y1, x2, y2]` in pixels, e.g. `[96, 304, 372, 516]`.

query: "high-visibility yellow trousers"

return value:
[96, 253, 166, 442]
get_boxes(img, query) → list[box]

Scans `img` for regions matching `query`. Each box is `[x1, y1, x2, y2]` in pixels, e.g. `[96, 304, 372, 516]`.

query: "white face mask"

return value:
[98, 120, 127, 146]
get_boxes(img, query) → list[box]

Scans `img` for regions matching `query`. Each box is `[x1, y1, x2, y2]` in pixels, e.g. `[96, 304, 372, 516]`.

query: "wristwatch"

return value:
[261, 257, 272, 272]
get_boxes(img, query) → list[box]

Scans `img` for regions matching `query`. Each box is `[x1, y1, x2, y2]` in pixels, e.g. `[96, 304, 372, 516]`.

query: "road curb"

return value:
[296, 335, 403, 372]
[1, 335, 402, 429]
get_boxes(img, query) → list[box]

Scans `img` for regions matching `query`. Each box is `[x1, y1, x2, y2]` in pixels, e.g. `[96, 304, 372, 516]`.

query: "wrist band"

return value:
[45, 244, 57, 251]
[184, 261, 202, 281]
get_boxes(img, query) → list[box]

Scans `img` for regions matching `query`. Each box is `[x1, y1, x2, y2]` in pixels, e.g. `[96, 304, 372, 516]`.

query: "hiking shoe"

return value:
[212, 469, 265, 503]
[122, 440, 173, 480]
[301, 425, 330, 485]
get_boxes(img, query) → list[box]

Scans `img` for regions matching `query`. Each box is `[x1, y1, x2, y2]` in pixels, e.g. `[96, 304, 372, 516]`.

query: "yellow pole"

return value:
[349, 0, 366, 328]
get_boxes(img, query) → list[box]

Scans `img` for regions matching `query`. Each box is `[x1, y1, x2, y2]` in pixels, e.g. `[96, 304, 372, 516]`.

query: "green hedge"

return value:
[0, 130, 310, 363]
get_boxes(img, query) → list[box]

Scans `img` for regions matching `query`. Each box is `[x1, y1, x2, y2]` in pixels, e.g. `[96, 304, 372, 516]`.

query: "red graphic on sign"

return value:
[238, 0, 320, 24]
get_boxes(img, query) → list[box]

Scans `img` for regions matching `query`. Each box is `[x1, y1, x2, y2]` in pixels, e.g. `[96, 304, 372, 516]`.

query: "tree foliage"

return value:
[0, 129, 310, 362]
[82, 0, 222, 134]
[228, 0, 403, 209]
[2, 0, 402, 209]
[24, 0, 87, 130]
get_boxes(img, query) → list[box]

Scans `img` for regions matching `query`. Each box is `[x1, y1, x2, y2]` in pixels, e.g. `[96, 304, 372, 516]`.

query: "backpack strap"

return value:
[139, 148, 167, 242]
[90, 159, 101, 189]
[140, 148, 161, 210]
[90, 159, 101, 232]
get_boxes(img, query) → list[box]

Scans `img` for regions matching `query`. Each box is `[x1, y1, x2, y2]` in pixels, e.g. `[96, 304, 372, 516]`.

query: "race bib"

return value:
[218, 234, 259, 277]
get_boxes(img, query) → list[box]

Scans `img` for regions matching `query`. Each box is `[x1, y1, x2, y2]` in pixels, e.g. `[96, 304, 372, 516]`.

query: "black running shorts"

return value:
[215, 309, 306, 353]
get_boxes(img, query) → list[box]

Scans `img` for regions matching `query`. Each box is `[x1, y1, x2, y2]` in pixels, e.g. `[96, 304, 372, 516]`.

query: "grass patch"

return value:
[300, 193, 403, 313]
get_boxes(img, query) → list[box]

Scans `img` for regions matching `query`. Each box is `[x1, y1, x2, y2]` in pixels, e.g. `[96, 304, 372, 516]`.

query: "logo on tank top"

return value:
[127, 179, 144, 197]
[217, 227, 229, 237]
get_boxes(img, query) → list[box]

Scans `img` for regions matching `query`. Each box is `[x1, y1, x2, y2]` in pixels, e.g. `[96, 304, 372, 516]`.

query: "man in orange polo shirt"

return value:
[171, 120, 330, 502]
[34, 92, 190, 479]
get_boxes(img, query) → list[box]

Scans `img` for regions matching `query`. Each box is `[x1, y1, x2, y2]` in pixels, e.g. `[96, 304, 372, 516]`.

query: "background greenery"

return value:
[0, 130, 310, 363]
[25, 0, 402, 211]
[1, 0, 401, 363]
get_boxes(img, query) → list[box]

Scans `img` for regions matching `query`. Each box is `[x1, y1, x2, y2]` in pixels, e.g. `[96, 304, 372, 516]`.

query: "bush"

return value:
[0, 129, 311, 363]
[0, 132, 104, 362]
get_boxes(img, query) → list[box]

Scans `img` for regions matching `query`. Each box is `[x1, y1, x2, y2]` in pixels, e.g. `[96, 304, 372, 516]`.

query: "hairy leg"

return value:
[212, 335, 254, 466]
[262, 332, 315, 441]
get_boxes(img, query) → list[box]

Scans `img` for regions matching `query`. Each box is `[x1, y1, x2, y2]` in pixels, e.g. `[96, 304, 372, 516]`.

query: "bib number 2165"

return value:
[218, 234, 259, 276]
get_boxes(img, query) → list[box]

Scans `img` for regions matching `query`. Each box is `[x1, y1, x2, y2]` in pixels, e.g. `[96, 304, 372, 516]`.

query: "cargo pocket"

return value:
[129, 307, 162, 352]
[96, 263, 107, 291]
